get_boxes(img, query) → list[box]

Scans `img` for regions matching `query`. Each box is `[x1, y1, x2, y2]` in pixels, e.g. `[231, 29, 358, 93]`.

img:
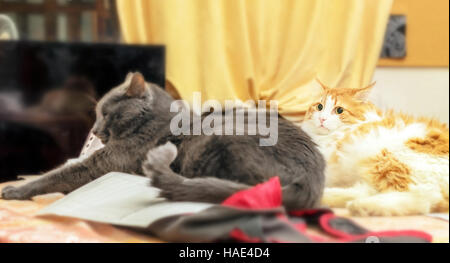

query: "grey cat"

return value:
[2, 72, 325, 210]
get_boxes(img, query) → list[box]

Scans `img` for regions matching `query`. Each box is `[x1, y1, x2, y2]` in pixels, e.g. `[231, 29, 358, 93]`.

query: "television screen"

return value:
[0, 41, 165, 182]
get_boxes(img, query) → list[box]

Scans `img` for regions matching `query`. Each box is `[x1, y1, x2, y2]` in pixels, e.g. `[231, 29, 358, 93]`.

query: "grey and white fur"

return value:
[2, 73, 325, 210]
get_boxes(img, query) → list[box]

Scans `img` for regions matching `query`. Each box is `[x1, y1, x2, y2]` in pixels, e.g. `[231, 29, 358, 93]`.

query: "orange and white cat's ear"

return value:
[126, 72, 147, 97]
[353, 81, 376, 101]
[315, 78, 329, 92]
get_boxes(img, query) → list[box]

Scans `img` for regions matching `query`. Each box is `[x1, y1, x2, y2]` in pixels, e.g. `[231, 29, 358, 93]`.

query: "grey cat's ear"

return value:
[126, 72, 147, 97]
[353, 81, 376, 101]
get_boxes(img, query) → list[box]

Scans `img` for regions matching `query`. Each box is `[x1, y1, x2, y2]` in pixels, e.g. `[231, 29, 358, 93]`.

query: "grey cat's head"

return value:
[92, 72, 174, 144]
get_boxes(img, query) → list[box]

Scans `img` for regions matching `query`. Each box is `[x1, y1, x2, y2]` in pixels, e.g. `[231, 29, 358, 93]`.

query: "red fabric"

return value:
[222, 177, 432, 243]
[319, 213, 433, 242]
[289, 208, 331, 217]
[222, 176, 282, 209]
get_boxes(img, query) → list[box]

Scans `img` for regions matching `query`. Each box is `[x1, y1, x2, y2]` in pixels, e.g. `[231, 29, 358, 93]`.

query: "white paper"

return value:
[38, 172, 214, 228]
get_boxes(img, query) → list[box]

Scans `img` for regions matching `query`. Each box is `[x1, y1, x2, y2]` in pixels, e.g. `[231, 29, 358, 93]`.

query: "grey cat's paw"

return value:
[151, 172, 185, 200]
[144, 141, 183, 201]
[1, 185, 31, 200]
[143, 141, 178, 177]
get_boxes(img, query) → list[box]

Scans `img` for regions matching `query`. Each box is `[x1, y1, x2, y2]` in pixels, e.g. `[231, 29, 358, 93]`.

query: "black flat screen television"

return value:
[0, 41, 165, 182]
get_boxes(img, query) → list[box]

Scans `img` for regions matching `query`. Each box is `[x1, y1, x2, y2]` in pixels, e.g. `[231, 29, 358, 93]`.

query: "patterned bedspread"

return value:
[0, 177, 161, 243]
[0, 177, 448, 243]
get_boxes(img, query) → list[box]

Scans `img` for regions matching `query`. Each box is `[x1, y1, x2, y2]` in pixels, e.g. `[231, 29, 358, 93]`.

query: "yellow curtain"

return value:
[117, 0, 392, 124]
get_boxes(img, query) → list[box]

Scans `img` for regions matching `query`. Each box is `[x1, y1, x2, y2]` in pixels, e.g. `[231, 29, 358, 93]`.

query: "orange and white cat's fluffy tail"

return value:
[322, 183, 444, 216]
[345, 184, 444, 216]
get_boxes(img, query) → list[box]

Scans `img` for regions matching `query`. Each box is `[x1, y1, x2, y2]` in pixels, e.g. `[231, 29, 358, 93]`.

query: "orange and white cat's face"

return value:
[303, 81, 377, 135]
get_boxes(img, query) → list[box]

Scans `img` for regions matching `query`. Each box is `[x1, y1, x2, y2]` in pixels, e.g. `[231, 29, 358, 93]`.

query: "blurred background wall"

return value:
[371, 0, 449, 124]
[1, 0, 449, 125]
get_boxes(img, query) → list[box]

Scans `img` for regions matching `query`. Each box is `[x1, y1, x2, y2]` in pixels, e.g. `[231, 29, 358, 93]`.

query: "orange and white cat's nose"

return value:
[319, 117, 326, 124]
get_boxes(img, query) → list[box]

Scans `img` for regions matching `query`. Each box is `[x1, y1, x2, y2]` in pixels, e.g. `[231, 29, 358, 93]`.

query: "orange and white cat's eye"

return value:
[317, 104, 323, 111]
[336, 107, 344, 114]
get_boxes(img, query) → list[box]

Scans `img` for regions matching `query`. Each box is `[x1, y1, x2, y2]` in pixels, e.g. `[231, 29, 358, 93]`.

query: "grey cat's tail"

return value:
[143, 142, 309, 209]
[143, 142, 250, 203]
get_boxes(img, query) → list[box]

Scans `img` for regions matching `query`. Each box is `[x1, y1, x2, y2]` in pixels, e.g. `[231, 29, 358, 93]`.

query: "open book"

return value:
[38, 172, 214, 228]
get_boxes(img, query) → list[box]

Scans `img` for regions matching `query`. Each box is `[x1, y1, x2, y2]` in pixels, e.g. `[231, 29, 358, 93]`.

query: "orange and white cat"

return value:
[301, 80, 449, 216]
